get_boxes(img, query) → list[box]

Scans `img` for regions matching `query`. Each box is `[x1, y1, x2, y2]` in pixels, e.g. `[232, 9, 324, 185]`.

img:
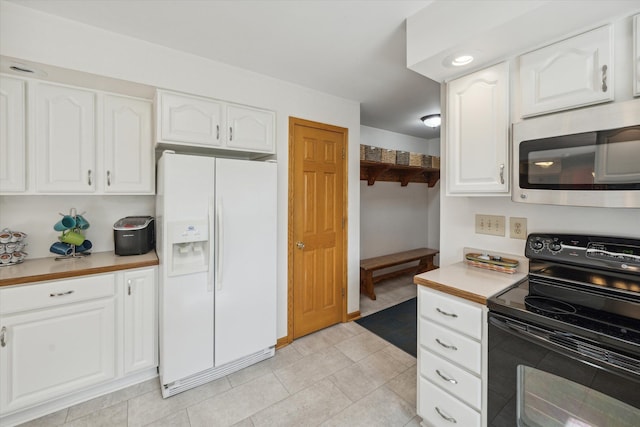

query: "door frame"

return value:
[285, 117, 349, 345]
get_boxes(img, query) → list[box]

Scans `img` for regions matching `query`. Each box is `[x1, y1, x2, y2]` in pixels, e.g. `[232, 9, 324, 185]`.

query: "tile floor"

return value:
[21, 275, 420, 427]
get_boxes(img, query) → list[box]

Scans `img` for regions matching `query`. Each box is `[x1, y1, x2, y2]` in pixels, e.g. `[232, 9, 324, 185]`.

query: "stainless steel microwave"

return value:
[512, 99, 640, 208]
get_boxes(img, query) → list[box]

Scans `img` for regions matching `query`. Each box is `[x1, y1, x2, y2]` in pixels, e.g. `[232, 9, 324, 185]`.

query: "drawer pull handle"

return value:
[0, 326, 6, 347]
[50, 290, 75, 298]
[435, 406, 457, 423]
[436, 338, 458, 351]
[436, 307, 458, 318]
[436, 369, 458, 384]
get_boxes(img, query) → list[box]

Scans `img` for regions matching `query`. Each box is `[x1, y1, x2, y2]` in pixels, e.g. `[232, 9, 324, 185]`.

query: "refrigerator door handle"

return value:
[207, 197, 215, 292]
[216, 199, 223, 291]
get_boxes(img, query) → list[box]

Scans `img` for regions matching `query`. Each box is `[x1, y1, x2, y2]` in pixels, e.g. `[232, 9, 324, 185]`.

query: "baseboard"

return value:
[276, 336, 290, 349]
[347, 310, 361, 321]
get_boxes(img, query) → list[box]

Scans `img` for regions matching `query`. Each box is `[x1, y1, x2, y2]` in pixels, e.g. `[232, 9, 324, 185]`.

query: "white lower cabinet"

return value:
[0, 266, 158, 424]
[123, 268, 157, 374]
[418, 286, 486, 427]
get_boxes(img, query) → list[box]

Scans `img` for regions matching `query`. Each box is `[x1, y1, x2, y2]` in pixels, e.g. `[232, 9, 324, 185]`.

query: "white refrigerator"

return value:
[156, 152, 277, 397]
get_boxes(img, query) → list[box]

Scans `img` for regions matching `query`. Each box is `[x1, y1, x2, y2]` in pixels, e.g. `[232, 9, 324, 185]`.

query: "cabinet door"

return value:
[446, 62, 509, 195]
[158, 90, 222, 147]
[0, 299, 115, 414]
[520, 25, 613, 117]
[123, 268, 157, 375]
[35, 83, 96, 193]
[103, 95, 153, 194]
[634, 15, 639, 97]
[0, 76, 26, 192]
[226, 104, 275, 153]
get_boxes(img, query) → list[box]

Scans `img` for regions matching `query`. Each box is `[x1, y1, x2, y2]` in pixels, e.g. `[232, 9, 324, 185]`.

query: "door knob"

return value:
[296, 241, 305, 250]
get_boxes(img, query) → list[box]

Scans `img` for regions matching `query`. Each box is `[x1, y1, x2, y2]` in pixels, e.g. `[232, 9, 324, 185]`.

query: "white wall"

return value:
[438, 13, 640, 266]
[359, 126, 440, 262]
[0, 1, 362, 339]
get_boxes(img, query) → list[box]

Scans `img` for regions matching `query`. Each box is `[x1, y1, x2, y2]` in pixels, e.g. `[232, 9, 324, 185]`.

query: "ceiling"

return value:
[7, 0, 442, 139]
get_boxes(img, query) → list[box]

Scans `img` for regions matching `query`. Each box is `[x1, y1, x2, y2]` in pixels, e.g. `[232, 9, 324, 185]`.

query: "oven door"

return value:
[488, 313, 640, 427]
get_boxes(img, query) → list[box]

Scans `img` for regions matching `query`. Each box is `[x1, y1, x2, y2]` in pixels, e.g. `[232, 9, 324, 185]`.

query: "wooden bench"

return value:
[360, 248, 439, 300]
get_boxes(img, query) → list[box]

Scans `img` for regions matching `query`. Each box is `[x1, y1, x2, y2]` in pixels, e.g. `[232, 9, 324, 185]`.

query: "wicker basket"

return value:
[421, 155, 433, 168]
[396, 151, 410, 165]
[381, 149, 396, 164]
[364, 146, 381, 161]
[360, 145, 365, 161]
[433, 156, 441, 169]
[409, 152, 423, 167]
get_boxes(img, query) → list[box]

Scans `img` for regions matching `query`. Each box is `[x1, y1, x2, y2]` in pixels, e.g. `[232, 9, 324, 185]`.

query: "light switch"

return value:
[475, 214, 505, 236]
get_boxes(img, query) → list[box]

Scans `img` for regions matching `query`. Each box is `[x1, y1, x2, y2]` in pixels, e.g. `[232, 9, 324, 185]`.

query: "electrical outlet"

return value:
[475, 214, 506, 236]
[510, 217, 527, 239]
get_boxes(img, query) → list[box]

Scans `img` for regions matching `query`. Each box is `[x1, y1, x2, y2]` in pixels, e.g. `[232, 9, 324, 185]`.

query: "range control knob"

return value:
[530, 240, 544, 251]
[548, 242, 562, 252]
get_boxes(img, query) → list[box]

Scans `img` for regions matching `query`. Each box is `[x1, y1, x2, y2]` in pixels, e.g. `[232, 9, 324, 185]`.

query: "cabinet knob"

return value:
[229, 127, 233, 141]
[128, 279, 132, 296]
[601, 65, 608, 92]
[87, 170, 92, 186]
[216, 125, 220, 140]
[0, 326, 6, 347]
[107, 170, 111, 186]
[499, 164, 505, 185]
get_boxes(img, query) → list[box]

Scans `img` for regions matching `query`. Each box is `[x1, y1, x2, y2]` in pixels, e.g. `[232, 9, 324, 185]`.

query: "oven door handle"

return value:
[489, 314, 640, 380]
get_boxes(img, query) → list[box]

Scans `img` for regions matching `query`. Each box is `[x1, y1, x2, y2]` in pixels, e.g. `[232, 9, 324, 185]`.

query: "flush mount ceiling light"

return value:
[420, 114, 441, 128]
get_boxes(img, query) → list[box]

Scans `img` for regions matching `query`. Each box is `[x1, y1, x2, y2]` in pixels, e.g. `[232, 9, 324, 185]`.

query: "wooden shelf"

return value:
[360, 160, 440, 187]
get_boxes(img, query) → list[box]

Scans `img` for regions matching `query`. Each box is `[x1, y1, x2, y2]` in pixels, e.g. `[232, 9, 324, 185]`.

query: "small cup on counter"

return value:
[50, 242, 74, 256]
[11, 251, 25, 263]
[0, 233, 10, 244]
[0, 253, 11, 264]
[5, 243, 16, 254]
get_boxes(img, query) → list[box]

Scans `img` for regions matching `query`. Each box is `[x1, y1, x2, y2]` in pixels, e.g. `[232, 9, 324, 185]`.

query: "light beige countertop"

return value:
[0, 251, 159, 287]
[414, 248, 528, 305]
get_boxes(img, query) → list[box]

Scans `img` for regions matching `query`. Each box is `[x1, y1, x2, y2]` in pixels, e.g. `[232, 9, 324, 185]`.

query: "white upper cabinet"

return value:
[226, 104, 275, 153]
[634, 14, 639, 97]
[519, 25, 614, 118]
[156, 90, 275, 154]
[103, 95, 154, 194]
[446, 62, 510, 195]
[157, 90, 223, 147]
[1, 77, 153, 195]
[35, 82, 96, 193]
[0, 76, 26, 192]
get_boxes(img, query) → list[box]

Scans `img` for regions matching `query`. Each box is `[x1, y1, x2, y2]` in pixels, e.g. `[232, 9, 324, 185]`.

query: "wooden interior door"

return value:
[289, 117, 347, 339]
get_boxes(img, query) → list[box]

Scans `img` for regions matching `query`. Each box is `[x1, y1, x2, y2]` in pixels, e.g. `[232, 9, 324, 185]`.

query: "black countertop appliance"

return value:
[113, 216, 155, 255]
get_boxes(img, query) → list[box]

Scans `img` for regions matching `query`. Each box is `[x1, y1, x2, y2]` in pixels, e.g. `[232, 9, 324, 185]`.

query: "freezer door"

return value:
[157, 153, 216, 385]
[214, 158, 277, 366]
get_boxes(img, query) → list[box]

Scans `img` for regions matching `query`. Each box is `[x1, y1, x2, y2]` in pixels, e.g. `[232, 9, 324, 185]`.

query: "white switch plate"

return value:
[510, 217, 527, 239]
[475, 214, 505, 236]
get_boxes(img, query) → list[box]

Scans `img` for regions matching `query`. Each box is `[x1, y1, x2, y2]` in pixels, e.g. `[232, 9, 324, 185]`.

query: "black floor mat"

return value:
[356, 298, 417, 357]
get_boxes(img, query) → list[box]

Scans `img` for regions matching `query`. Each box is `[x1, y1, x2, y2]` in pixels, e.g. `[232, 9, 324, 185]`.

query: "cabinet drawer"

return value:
[0, 274, 115, 314]
[420, 287, 482, 339]
[418, 377, 481, 427]
[420, 319, 481, 374]
[420, 348, 481, 410]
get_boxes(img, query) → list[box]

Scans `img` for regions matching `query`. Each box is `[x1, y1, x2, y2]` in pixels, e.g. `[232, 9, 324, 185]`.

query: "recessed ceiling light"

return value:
[451, 55, 474, 66]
